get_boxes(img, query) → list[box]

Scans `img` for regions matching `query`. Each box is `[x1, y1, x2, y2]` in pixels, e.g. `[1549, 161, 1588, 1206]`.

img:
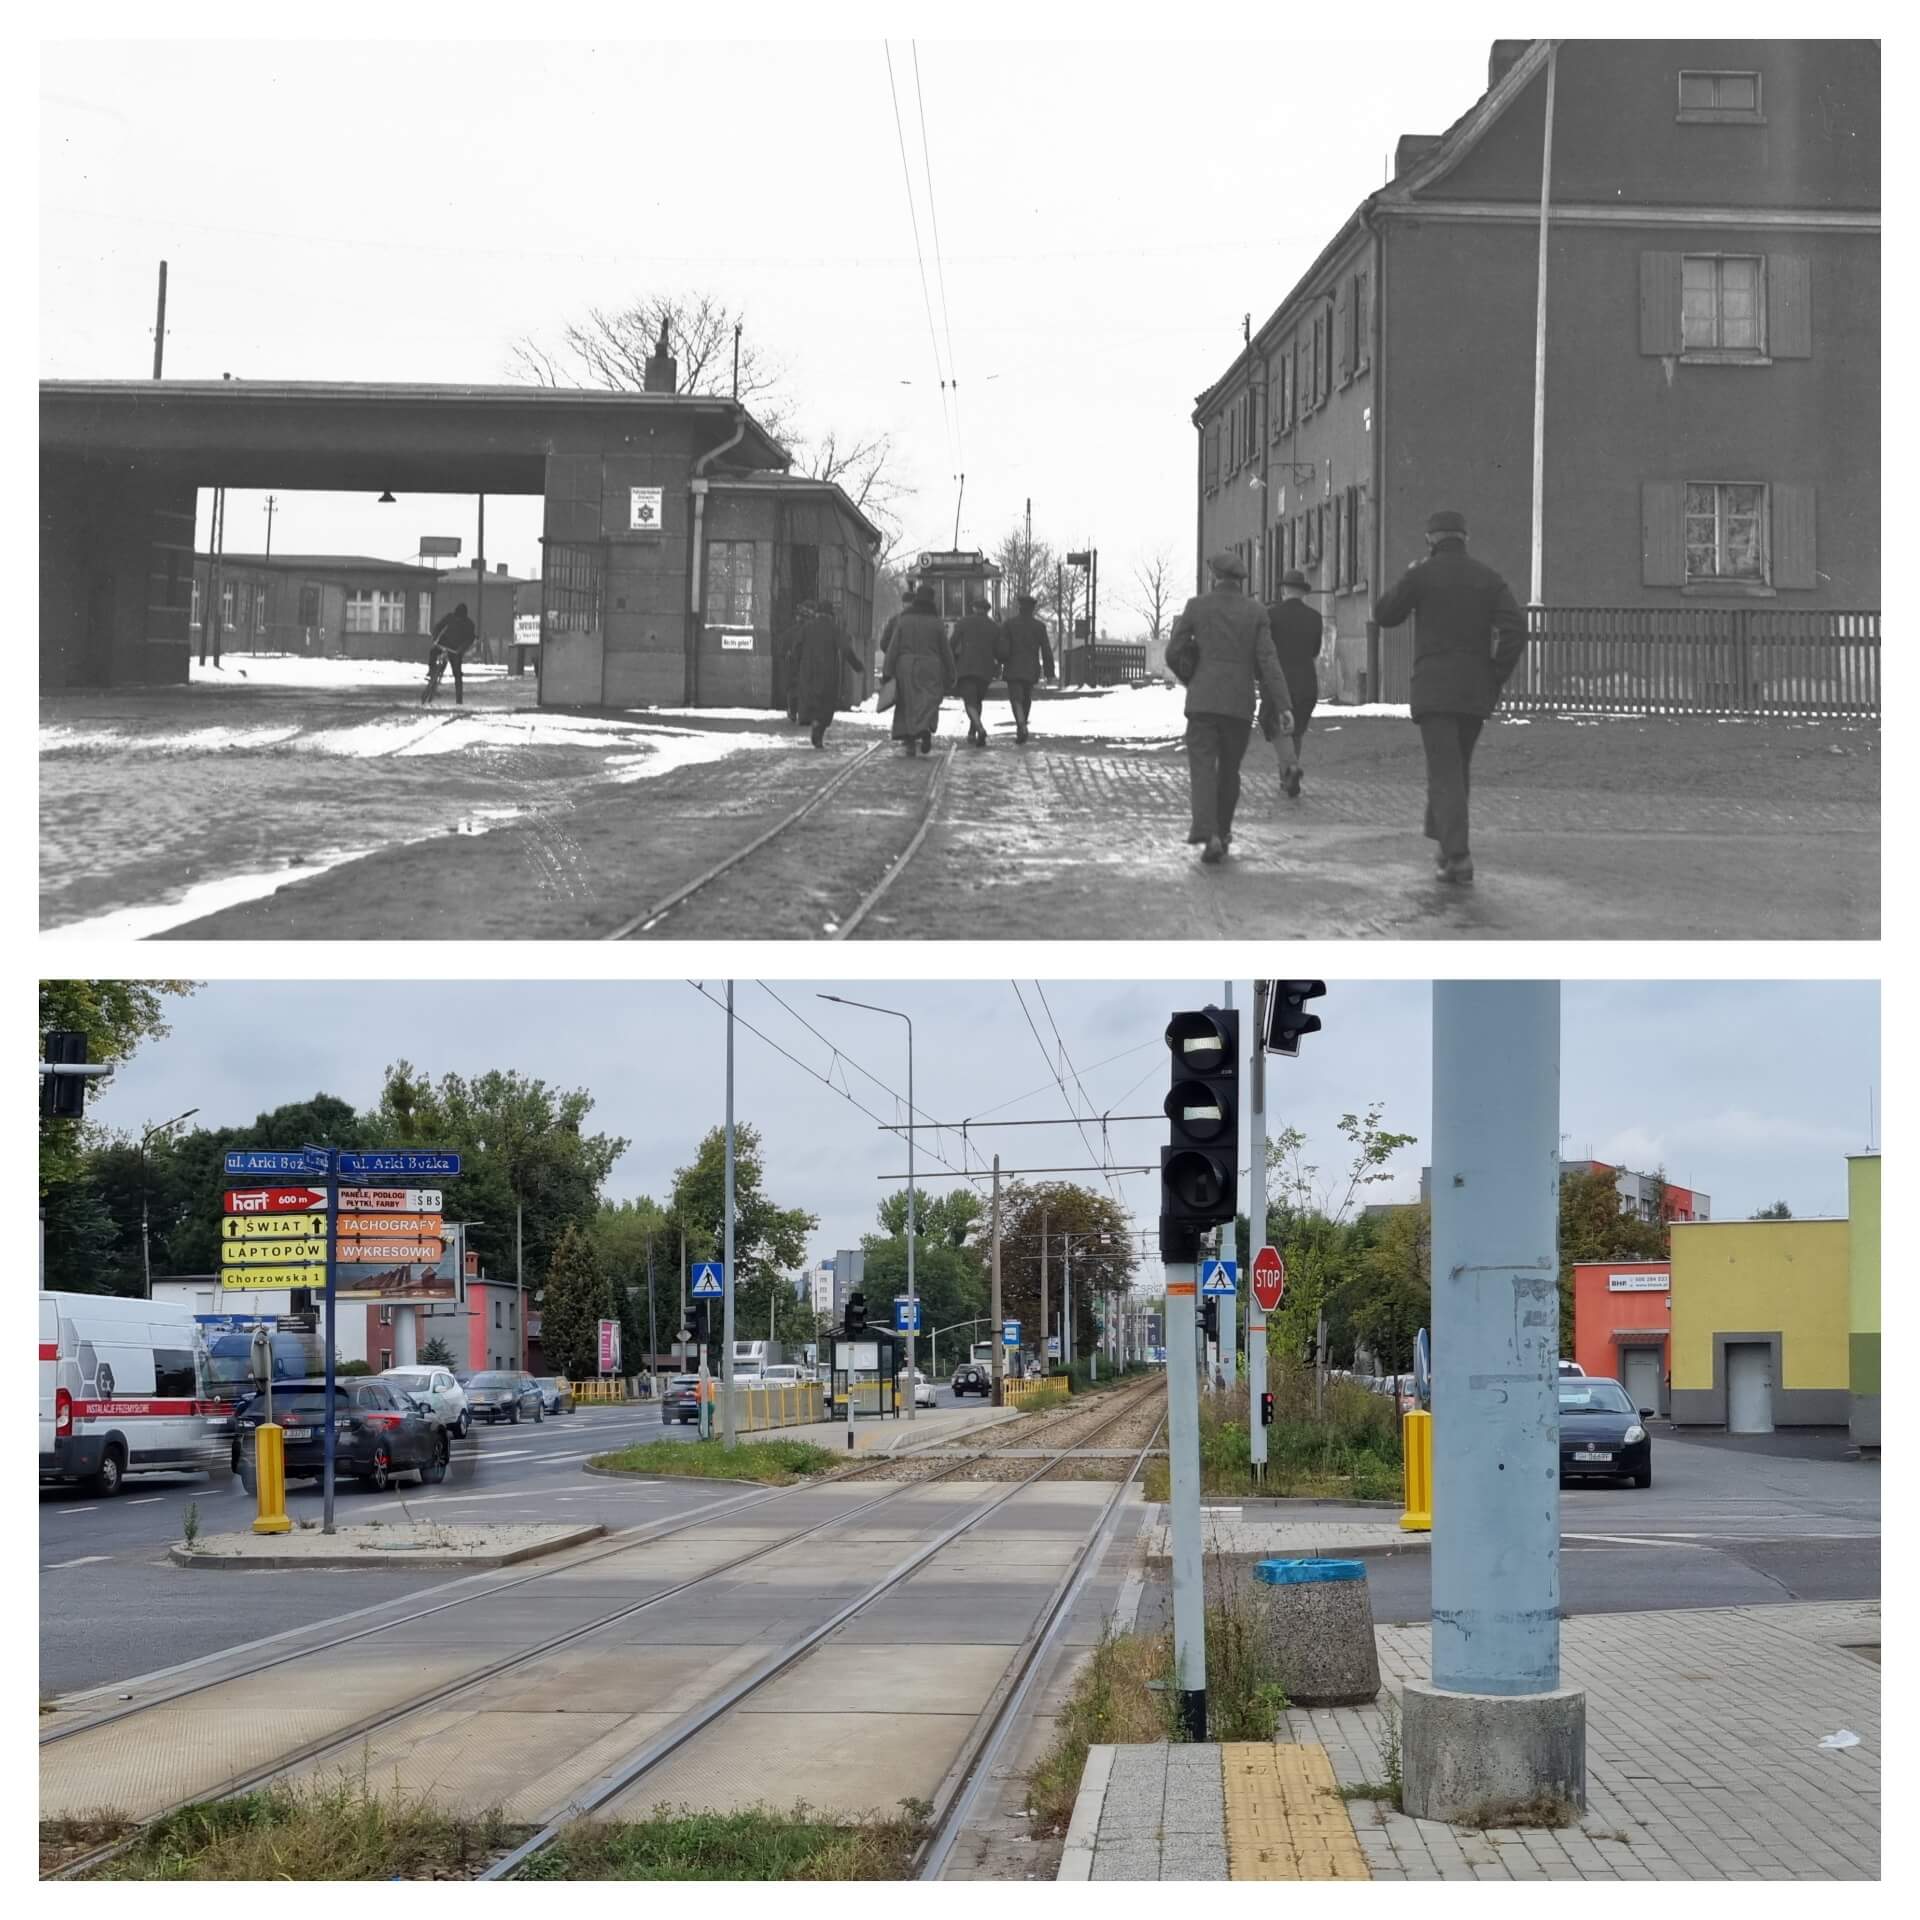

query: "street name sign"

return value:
[1250, 1246, 1286, 1313]
[222, 1265, 326, 1290]
[335, 1239, 444, 1265]
[1201, 1259, 1238, 1296]
[222, 1213, 326, 1242]
[335, 1151, 462, 1177]
[225, 1151, 327, 1177]
[221, 1237, 330, 1265]
[224, 1187, 329, 1214]
[335, 1213, 442, 1238]
[690, 1262, 725, 1299]
[338, 1188, 443, 1213]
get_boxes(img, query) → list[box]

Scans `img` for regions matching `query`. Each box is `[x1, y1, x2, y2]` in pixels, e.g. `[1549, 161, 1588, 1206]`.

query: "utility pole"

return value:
[1529, 42, 1559, 610]
[721, 982, 738, 1447]
[1402, 981, 1584, 1820]
[679, 1228, 687, 1370]
[646, 1235, 659, 1398]
[733, 319, 742, 399]
[1040, 1208, 1049, 1372]
[1024, 496, 1033, 594]
[152, 261, 167, 378]
[1063, 1236, 1072, 1371]
[1249, 980, 1269, 1476]
[1219, 981, 1238, 1388]
[476, 494, 487, 668]
[990, 1156, 1004, 1405]
[516, 1198, 526, 1372]
[1163, 1225, 1206, 1738]
[263, 494, 277, 562]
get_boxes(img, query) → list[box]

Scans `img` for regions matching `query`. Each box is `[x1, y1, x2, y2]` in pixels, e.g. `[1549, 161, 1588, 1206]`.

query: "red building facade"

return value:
[1571, 1260, 1672, 1413]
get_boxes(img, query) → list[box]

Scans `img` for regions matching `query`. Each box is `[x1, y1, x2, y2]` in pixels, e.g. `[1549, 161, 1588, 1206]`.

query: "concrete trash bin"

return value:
[1252, 1557, 1381, 1707]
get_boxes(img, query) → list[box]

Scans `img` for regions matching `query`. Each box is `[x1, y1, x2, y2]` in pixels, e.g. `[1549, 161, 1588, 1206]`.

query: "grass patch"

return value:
[68, 1782, 522, 1880]
[520, 1802, 927, 1880]
[1027, 1631, 1179, 1833]
[589, 1437, 839, 1485]
[1143, 1373, 1402, 1503]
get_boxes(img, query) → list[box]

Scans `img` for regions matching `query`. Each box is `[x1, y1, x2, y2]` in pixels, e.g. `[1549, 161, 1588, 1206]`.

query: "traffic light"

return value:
[41, 1031, 89, 1119]
[1202, 1296, 1219, 1342]
[1260, 1391, 1275, 1427]
[845, 1291, 867, 1334]
[1162, 1008, 1240, 1230]
[1265, 980, 1326, 1056]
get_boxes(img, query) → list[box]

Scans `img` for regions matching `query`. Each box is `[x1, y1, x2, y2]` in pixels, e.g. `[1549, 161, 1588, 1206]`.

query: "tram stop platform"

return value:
[754, 1403, 1024, 1455]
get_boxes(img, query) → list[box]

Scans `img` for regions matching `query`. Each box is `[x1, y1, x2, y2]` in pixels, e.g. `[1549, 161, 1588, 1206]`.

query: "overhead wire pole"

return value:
[1249, 981, 1269, 1477]
[1218, 981, 1238, 1388]
[722, 982, 737, 1448]
[1529, 41, 1559, 609]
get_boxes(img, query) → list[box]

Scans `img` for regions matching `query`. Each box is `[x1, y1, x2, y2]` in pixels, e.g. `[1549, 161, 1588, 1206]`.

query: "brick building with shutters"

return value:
[1191, 40, 1879, 705]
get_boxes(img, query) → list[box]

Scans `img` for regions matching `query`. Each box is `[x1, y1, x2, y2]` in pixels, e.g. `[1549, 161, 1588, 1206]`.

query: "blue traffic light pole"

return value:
[1400, 981, 1586, 1819]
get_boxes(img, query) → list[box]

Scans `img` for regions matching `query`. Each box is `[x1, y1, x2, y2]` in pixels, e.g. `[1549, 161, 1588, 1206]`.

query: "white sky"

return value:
[83, 979, 1880, 1283]
[38, 22, 1504, 600]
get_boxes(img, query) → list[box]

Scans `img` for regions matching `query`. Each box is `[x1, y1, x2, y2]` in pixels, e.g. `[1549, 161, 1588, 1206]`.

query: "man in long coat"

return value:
[1263, 569, 1324, 799]
[792, 598, 867, 748]
[881, 582, 955, 756]
[1167, 552, 1290, 864]
[1371, 508, 1526, 885]
[999, 591, 1055, 742]
[951, 595, 1004, 746]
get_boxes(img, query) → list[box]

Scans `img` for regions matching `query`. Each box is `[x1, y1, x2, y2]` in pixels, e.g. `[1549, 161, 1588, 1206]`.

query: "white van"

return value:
[39, 1291, 224, 1496]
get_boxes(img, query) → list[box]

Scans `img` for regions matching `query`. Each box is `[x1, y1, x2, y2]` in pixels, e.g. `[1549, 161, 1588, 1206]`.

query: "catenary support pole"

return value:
[321, 1149, 339, 1534]
[1040, 1207, 1049, 1372]
[1249, 978, 1269, 1475]
[152, 261, 167, 378]
[722, 982, 737, 1446]
[1164, 1230, 1207, 1738]
[1219, 981, 1238, 1388]
[990, 1156, 1004, 1405]
[905, 1012, 916, 1418]
[1529, 42, 1559, 608]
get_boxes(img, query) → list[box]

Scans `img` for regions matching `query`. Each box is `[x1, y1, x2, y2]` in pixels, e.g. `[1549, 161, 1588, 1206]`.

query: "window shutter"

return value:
[1768, 255, 1811, 359]
[1336, 280, 1352, 384]
[1772, 483, 1816, 588]
[1355, 270, 1372, 370]
[1639, 252, 1683, 355]
[1641, 481, 1686, 586]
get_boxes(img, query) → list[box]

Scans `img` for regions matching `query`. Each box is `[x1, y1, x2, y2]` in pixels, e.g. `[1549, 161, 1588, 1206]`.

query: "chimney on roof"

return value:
[1394, 134, 1443, 178]
[1488, 40, 1531, 91]
[643, 320, 678, 395]
[496, 562, 508, 575]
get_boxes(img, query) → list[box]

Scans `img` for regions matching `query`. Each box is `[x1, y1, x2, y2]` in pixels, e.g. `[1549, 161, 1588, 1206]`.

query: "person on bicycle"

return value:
[425, 601, 477, 705]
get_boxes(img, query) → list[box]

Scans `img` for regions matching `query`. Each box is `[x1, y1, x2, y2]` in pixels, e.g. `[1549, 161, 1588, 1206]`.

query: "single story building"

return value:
[1847, 1152, 1879, 1448]
[191, 553, 441, 661]
[1570, 1260, 1671, 1414]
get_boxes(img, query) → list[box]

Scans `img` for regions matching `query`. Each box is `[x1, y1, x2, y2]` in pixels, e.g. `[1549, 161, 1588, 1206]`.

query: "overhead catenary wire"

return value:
[883, 41, 956, 475]
[911, 41, 961, 475]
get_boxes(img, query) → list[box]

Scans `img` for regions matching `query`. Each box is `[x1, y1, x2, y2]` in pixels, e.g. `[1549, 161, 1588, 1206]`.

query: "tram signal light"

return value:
[1260, 1391, 1275, 1427]
[1265, 980, 1326, 1057]
[845, 1291, 867, 1335]
[1162, 1008, 1240, 1229]
[1203, 1296, 1219, 1342]
[41, 1031, 90, 1119]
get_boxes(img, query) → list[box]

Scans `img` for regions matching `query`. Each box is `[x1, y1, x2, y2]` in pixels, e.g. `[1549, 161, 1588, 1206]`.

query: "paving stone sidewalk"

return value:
[1065, 1600, 1879, 1881]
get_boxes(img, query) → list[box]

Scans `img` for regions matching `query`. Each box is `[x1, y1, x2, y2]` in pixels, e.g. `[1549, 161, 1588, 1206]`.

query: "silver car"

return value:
[381, 1365, 471, 1437]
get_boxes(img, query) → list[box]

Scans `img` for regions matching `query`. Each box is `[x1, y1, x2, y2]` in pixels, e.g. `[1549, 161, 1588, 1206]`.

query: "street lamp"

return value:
[929, 1316, 987, 1384]
[140, 1108, 199, 1295]
[818, 995, 917, 1420]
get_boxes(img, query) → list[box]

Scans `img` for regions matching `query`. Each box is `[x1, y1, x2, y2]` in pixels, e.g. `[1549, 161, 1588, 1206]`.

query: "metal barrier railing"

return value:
[1002, 1376, 1070, 1409]
[729, 1382, 827, 1432]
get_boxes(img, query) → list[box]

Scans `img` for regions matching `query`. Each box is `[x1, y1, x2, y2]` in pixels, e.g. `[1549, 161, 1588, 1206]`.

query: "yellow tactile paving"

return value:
[1221, 1741, 1371, 1880]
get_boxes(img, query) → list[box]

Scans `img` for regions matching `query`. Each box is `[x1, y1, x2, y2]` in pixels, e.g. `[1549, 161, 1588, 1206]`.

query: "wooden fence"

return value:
[1378, 607, 1879, 718]
[1061, 641, 1152, 687]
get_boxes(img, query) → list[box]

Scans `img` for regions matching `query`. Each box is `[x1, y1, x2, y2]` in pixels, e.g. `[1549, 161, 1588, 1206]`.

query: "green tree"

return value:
[592, 1198, 674, 1369]
[38, 979, 194, 1186]
[860, 1186, 991, 1354]
[420, 1335, 455, 1367]
[993, 1183, 1137, 1365]
[540, 1223, 614, 1379]
[1558, 1167, 1669, 1354]
[1752, 1200, 1794, 1220]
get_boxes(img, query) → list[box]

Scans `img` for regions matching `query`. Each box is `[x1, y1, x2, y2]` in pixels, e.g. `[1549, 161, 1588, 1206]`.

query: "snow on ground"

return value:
[187, 653, 509, 690]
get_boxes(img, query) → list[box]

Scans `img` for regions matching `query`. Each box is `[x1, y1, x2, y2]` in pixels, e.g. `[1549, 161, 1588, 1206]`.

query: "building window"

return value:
[494, 1300, 502, 1329]
[1684, 482, 1767, 583]
[1352, 270, 1371, 374]
[345, 588, 409, 633]
[191, 578, 201, 627]
[706, 540, 757, 626]
[1682, 255, 1764, 354]
[1677, 69, 1762, 123]
[508, 1299, 516, 1329]
[221, 582, 235, 629]
[255, 585, 268, 632]
[380, 1348, 393, 1370]
[298, 583, 320, 626]
[418, 591, 432, 634]
[379, 1305, 393, 1326]
[1203, 420, 1220, 492]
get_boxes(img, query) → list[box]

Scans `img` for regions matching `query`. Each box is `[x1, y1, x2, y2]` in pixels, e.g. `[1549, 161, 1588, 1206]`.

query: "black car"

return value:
[234, 1378, 448, 1494]
[951, 1363, 991, 1398]
[1558, 1376, 1653, 1488]
[662, 1375, 703, 1425]
[464, 1370, 546, 1424]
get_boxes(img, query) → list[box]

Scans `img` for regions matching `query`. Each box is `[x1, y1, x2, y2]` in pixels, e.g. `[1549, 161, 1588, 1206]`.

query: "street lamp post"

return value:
[139, 1107, 199, 1295]
[819, 995, 917, 1420]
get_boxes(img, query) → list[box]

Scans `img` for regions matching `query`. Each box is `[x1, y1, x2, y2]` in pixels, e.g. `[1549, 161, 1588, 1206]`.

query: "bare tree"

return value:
[803, 427, 908, 565]
[992, 526, 1059, 619]
[1129, 547, 1176, 645]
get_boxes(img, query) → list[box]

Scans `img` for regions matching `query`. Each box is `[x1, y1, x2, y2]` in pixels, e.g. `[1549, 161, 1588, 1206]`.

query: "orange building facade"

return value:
[1571, 1260, 1672, 1415]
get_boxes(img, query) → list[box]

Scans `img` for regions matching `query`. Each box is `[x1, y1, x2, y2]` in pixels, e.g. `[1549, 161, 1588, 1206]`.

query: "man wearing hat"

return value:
[880, 578, 955, 756]
[1166, 551, 1290, 864]
[1372, 509, 1527, 884]
[1264, 568, 1323, 799]
[999, 591, 1055, 743]
[951, 594, 1004, 747]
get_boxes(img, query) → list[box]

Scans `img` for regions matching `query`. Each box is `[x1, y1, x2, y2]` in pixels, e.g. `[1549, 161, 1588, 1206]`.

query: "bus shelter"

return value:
[827, 1325, 901, 1420]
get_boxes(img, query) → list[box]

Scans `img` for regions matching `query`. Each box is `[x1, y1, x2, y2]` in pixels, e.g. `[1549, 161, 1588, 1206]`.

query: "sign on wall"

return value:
[629, 487, 664, 533]
[1608, 1272, 1671, 1292]
[718, 630, 755, 651]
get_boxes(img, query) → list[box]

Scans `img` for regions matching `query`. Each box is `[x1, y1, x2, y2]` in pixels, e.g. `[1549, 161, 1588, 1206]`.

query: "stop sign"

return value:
[1251, 1245, 1286, 1313]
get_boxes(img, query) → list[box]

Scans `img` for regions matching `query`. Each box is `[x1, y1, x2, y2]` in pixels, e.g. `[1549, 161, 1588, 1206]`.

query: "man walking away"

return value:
[793, 598, 866, 749]
[426, 600, 477, 706]
[881, 580, 955, 756]
[951, 595, 1003, 747]
[1166, 552, 1290, 865]
[1371, 509, 1526, 885]
[1265, 569, 1322, 799]
[1000, 591, 1055, 742]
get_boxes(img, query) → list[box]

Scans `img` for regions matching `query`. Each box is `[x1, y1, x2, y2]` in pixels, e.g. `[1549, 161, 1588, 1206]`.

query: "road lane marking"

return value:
[126, 1496, 163, 1505]
[54, 1506, 98, 1516]
[45, 1555, 112, 1571]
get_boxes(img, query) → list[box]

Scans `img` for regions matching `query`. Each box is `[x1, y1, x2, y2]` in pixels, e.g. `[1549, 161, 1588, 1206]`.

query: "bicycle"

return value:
[421, 642, 459, 706]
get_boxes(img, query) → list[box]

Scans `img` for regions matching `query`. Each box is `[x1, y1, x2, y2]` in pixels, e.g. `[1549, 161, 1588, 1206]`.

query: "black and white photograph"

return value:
[37, 32, 1879, 940]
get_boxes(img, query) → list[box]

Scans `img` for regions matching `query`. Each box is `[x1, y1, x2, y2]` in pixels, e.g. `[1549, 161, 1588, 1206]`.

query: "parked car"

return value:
[381, 1366, 471, 1436]
[234, 1378, 448, 1494]
[662, 1375, 703, 1426]
[1558, 1360, 1587, 1378]
[464, 1370, 545, 1425]
[951, 1363, 991, 1399]
[531, 1377, 576, 1415]
[759, 1364, 804, 1388]
[1557, 1376, 1653, 1488]
[900, 1368, 938, 1409]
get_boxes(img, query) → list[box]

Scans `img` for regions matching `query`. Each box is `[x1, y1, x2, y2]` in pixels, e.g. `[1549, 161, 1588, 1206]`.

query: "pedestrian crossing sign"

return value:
[1201, 1259, 1237, 1296]
[690, 1262, 725, 1298]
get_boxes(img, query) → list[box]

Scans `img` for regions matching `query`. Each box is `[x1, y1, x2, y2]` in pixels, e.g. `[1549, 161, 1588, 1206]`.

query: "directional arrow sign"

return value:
[336, 1240, 444, 1265]
[337, 1188, 442, 1214]
[690, 1262, 724, 1299]
[222, 1265, 326, 1291]
[222, 1237, 330, 1265]
[335, 1151, 462, 1178]
[222, 1213, 326, 1242]
[335, 1213, 441, 1238]
[1251, 1245, 1286, 1314]
[224, 1187, 329, 1215]
[1200, 1259, 1238, 1296]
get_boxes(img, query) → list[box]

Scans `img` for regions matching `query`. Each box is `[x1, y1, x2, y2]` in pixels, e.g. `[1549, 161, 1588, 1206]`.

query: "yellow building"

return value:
[1849, 1154, 1881, 1448]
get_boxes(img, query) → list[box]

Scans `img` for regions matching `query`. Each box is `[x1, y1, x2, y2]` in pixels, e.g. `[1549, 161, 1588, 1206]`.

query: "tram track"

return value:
[42, 1377, 1163, 1881]
[602, 736, 953, 941]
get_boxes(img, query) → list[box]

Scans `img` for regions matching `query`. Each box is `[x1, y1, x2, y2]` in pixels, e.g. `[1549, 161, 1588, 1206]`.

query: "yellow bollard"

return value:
[1400, 1409, 1432, 1532]
[252, 1423, 291, 1535]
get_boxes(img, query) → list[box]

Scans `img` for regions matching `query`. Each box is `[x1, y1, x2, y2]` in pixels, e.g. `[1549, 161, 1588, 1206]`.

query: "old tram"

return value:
[904, 548, 1002, 636]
